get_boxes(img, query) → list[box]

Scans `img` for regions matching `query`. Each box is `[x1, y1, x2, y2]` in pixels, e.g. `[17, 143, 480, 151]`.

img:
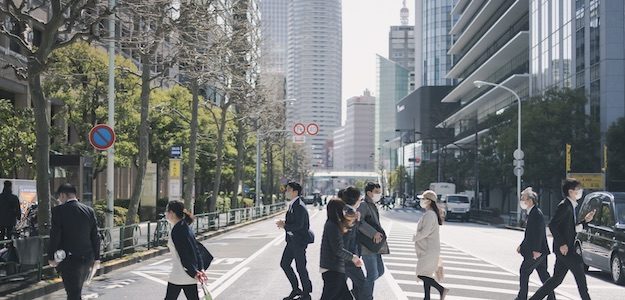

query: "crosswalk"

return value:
[383, 227, 568, 300]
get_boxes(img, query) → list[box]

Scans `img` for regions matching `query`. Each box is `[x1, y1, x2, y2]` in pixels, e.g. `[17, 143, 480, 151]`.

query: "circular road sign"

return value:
[89, 124, 116, 151]
[513, 149, 525, 160]
[513, 166, 524, 177]
[293, 123, 306, 136]
[306, 123, 319, 136]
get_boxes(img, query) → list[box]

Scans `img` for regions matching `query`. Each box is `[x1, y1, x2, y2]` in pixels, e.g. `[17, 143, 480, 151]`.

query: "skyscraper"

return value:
[259, 0, 288, 74]
[414, 0, 455, 88]
[333, 90, 376, 171]
[286, 0, 342, 168]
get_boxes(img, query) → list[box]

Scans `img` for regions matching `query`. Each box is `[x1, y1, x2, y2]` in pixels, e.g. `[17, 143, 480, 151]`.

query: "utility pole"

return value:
[106, 0, 116, 232]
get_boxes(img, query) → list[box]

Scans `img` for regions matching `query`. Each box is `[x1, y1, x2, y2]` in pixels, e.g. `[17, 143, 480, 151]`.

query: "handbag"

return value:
[201, 283, 213, 300]
[356, 215, 387, 253]
[196, 240, 214, 270]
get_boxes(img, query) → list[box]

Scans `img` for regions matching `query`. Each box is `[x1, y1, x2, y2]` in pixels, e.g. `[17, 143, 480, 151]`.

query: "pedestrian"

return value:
[341, 187, 366, 299]
[320, 198, 364, 300]
[529, 178, 596, 300]
[48, 183, 100, 300]
[515, 187, 555, 300]
[164, 200, 208, 300]
[357, 182, 389, 300]
[413, 190, 448, 300]
[0, 181, 21, 240]
[276, 181, 314, 300]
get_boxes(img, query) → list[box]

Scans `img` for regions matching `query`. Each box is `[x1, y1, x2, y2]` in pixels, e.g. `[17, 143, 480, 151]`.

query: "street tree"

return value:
[44, 42, 141, 178]
[0, 100, 35, 179]
[0, 0, 111, 233]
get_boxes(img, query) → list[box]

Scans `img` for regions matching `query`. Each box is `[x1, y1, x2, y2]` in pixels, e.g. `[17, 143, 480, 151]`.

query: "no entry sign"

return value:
[89, 124, 116, 151]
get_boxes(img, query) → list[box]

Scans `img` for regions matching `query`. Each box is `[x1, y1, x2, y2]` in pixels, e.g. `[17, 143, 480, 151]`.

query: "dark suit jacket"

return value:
[549, 198, 587, 253]
[284, 197, 313, 246]
[520, 206, 550, 257]
[48, 200, 100, 261]
[0, 191, 21, 227]
[171, 220, 203, 278]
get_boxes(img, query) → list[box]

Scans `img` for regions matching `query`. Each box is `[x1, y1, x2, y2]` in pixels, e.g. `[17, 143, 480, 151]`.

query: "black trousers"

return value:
[57, 257, 93, 300]
[280, 242, 312, 294]
[0, 225, 14, 240]
[529, 252, 590, 300]
[321, 271, 353, 300]
[518, 254, 555, 300]
[164, 282, 199, 300]
[345, 262, 366, 300]
[418, 275, 445, 300]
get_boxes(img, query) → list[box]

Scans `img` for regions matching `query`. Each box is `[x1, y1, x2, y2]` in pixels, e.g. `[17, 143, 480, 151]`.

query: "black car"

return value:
[575, 192, 625, 284]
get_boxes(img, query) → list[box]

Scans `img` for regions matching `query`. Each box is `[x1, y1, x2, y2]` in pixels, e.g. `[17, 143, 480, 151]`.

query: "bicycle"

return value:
[99, 228, 112, 253]
[151, 214, 169, 247]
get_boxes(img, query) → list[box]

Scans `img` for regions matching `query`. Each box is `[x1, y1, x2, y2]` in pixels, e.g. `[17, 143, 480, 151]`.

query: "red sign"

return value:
[306, 123, 319, 136]
[293, 123, 306, 135]
[89, 124, 116, 151]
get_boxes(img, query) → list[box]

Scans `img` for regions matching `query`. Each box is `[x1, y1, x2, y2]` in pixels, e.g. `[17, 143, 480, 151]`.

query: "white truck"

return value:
[429, 183, 471, 222]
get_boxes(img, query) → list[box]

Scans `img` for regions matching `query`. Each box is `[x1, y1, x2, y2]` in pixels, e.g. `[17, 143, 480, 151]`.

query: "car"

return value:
[441, 194, 471, 222]
[575, 191, 625, 285]
[302, 195, 315, 205]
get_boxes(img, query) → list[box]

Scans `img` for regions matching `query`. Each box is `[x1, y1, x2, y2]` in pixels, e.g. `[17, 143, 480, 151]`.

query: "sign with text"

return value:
[169, 158, 182, 201]
[567, 173, 604, 190]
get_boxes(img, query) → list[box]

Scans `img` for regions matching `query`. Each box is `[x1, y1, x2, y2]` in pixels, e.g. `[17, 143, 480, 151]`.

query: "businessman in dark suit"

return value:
[276, 181, 313, 300]
[530, 178, 596, 300]
[48, 183, 100, 300]
[515, 187, 554, 300]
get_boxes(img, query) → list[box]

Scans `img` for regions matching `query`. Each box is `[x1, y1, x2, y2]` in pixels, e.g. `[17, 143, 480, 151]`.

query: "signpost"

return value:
[88, 124, 116, 151]
[169, 158, 182, 201]
[306, 123, 319, 136]
[567, 173, 605, 190]
[293, 123, 306, 136]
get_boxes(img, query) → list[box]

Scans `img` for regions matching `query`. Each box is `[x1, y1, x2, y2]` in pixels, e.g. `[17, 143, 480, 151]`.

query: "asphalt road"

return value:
[35, 205, 625, 299]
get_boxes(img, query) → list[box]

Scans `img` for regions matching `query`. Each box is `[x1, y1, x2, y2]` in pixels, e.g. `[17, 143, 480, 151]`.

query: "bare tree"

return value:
[0, 0, 110, 234]
[116, 0, 177, 230]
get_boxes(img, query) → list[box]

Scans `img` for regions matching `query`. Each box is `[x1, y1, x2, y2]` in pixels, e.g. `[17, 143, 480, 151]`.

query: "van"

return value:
[441, 194, 471, 222]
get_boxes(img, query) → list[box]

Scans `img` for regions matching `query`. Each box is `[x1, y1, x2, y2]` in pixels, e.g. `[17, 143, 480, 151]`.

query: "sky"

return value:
[341, 0, 415, 123]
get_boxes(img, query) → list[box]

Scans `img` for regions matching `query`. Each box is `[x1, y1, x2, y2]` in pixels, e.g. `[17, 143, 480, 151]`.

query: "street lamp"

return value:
[473, 80, 523, 223]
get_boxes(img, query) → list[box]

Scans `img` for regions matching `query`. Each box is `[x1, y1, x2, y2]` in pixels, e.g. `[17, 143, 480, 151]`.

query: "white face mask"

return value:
[575, 189, 584, 201]
[420, 199, 430, 208]
[520, 201, 529, 210]
[371, 193, 382, 202]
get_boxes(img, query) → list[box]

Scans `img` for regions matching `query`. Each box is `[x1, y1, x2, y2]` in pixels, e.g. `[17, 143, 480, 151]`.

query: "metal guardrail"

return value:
[0, 202, 286, 293]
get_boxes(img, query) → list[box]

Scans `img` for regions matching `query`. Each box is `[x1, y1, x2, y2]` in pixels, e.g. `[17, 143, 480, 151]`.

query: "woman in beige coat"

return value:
[413, 190, 449, 300]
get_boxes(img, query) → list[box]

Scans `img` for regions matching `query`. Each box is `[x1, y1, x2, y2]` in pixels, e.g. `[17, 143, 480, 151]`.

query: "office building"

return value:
[333, 90, 376, 171]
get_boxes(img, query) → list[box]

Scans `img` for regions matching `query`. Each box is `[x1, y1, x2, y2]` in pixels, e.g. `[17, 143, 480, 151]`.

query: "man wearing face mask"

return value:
[515, 187, 554, 300]
[357, 182, 389, 300]
[529, 178, 596, 300]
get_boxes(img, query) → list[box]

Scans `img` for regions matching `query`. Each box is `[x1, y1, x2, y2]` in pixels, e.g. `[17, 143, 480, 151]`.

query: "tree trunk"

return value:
[30, 72, 52, 235]
[232, 117, 246, 209]
[209, 106, 228, 212]
[184, 79, 200, 213]
[125, 57, 151, 232]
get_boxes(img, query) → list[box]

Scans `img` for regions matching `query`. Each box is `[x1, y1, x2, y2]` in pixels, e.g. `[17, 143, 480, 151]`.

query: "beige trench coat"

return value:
[413, 209, 441, 278]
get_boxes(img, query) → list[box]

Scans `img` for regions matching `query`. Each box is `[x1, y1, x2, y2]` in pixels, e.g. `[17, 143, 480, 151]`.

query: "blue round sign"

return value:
[89, 124, 116, 151]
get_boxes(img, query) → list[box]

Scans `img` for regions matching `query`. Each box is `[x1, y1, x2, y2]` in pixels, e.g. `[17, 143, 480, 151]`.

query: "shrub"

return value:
[94, 204, 139, 227]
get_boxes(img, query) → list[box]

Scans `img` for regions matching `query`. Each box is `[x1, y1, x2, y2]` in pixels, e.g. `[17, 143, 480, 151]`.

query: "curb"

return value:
[1, 209, 286, 300]
[504, 225, 526, 232]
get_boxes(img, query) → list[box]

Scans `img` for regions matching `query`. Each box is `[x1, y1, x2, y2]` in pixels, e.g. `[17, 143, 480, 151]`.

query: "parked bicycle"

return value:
[151, 214, 169, 247]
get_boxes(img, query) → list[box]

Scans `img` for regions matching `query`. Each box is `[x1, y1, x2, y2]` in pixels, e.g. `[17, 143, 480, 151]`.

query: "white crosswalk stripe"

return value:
[383, 224, 573, 300]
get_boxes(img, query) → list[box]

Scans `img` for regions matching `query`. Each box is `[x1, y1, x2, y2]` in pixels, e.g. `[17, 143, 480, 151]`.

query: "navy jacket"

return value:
[171, 220, 203, 278]
[284, 197, 314, 246]
[520, 206, 550, 257]
[48, 200, 100, 261]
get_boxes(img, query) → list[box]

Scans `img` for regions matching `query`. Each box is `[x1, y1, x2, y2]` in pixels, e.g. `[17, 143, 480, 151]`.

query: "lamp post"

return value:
[473, 80, 523, 223]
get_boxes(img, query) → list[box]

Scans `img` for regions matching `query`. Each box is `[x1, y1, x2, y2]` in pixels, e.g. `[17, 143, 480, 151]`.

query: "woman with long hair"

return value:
[164, 200, 207, 300]
[413, 190, 449, 300]
[320, 199, 364, 300]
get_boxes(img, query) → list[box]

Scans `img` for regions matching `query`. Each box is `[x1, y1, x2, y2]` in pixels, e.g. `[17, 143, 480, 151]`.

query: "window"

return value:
[599, 203, 615, 227]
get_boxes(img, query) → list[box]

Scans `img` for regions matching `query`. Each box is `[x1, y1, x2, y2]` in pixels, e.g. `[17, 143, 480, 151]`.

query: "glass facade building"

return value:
[375, 55, 410, 171]
[286, 0, 342, 168]
[260, 0, 288, 74]
[415, 0, 455, 88]
[530, 0, 625, 135]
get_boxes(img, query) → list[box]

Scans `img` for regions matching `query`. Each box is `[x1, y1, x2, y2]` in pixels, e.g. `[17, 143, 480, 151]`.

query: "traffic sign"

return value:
[306, 123, 319, 135]
[89, 124, 115, 151]
[171, 146, 182, 158]
[513, 149, 524, 160]
[293, 123, 306, 135]
[513, 166, 524, 176]
[293, 135, 305, 144]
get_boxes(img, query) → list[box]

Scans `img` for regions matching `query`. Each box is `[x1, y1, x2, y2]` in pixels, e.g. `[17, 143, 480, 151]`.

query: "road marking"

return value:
[211, 267, 250, 298]
[211, 258, 244, 265]
[397, 280, 520, 295]
[132, 271, 168, 286]
[380, 221, 410, 300]
[149, 258, 171, 266]
[404, 291, 486, 300]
